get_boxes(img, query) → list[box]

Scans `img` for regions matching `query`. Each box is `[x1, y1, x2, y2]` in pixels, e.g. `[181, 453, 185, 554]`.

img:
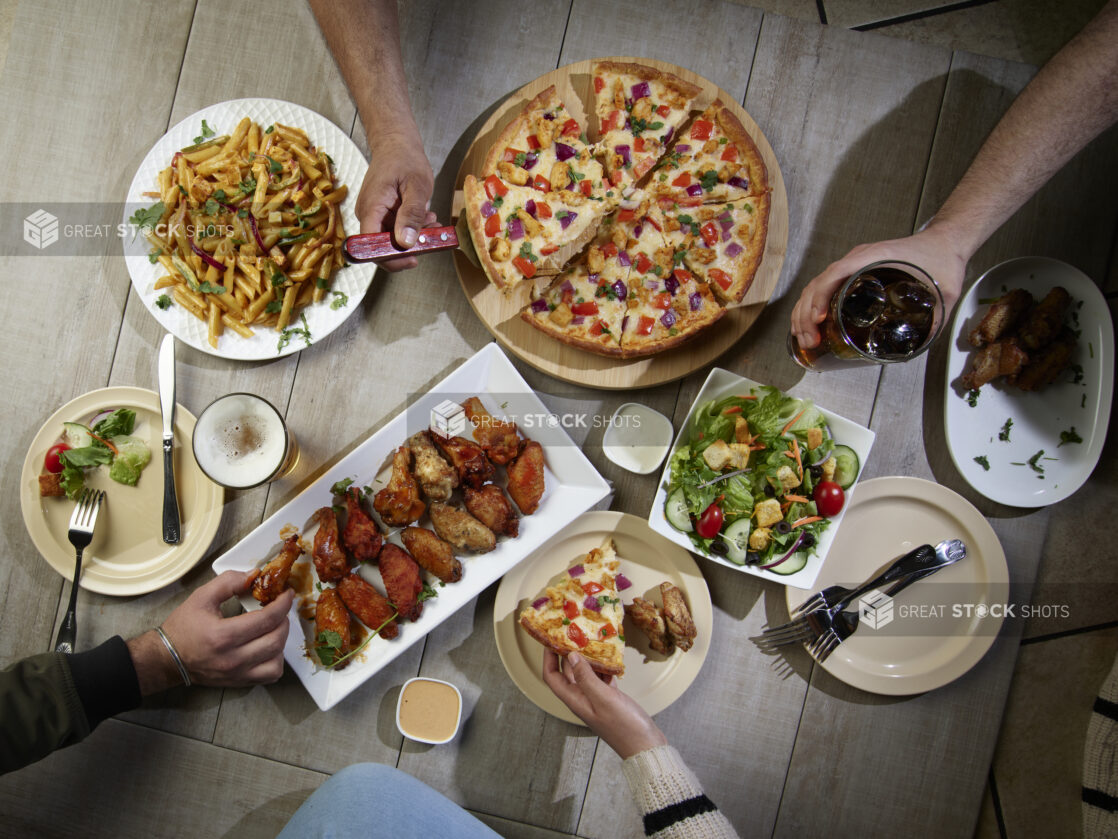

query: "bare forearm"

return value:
[930, 0, 1118, 256]
[310, 0, 421, 148]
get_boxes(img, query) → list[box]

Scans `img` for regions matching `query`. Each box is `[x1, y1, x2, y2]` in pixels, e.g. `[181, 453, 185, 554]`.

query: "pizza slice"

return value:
[518, 537, 626, 676]
[592, 61, 700, 190]
[481, 85, 594, 183]
[658, 195, 770, 303]
[464, 173, 604, 290]
[520, 261, 627, 355]
[650, 100, 768, 205]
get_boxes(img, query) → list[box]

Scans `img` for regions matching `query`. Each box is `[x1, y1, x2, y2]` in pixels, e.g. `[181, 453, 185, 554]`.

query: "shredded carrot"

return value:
[783, 450, 796, 458]
[736, 394, 758, 400]
[721, 405, 743, 415]
[792, 516, 823, 528]
[784, 494, 809, 503]
[749, 443, 766, 451]
[89, 431, 119, 455]
[780, 408, 806, 436]
[790, 439, 803, 478]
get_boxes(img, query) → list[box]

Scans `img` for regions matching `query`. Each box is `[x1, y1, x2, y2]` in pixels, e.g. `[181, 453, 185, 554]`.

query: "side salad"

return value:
[41, 408, 153, 499]
[663, 387, 859, 575]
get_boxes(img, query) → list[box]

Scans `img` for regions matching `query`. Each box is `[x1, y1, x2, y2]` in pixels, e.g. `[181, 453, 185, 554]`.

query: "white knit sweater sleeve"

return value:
[621, 745, 740, 838]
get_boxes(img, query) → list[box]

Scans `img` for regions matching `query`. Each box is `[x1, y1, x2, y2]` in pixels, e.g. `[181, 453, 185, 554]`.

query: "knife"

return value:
[158, 334, 181, 544]
[344, 225, 462, 263]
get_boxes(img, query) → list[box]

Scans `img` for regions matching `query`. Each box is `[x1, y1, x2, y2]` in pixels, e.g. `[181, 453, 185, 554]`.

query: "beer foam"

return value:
[193, 394, 287, 488]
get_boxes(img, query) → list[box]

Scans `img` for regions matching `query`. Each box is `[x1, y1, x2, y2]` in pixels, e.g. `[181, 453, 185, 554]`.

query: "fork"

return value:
[53, 488, 106, 654]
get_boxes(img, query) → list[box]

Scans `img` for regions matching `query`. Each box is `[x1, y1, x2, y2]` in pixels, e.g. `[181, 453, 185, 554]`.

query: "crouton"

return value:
[702, 439, 748, 472]
[753, 498, 783, 528]
[822, 457, 837, 482]
[749, 526, 772, 551]
[806, 427, 824, 451]
[734, 416, 752, 444]
[39, 472, 65, 497]
[775, 465, 800, 492]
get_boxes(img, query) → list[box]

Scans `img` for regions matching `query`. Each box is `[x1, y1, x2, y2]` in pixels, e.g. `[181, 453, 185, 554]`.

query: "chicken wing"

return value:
[1010, 328, 1077, 391]
[506, 440, 545, 515]
[660, 583, 696, 653]
[625, 597, 672, 654]
[337, 571, 399, 639]
[342, 487, 382, 563]
[464, 484, 519, 537]
[407, 430, 458, 502]
[378, 544, 425, 622]
[312, 507, 349, 583]
[968, 288, 1032, 347]
[431, 434, 495, 489]
[401, 526, 463, 583]
[959, 339, 1028, 391]
[428, 501, 496, 553]
[251, 534, 303, 604]
[314, 587, 352, 668]
[462, 397, 523, 465]
[373, 446, 426, 527]
[1017, 286, 1071, 350]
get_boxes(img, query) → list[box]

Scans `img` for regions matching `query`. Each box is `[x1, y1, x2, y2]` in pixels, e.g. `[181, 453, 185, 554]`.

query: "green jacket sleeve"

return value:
[0, 636, 141, 775]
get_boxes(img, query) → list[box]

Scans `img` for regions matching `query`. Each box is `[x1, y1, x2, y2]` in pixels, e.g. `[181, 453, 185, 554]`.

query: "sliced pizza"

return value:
[521, 261, 627, 355]
[518, 537, 626, 676]
[592, 61, 700, 190]
[481, 85, 594, 184]
[650, 100, 768, 205]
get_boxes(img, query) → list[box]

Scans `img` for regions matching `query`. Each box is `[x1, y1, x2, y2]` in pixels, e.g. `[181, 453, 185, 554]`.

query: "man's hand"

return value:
[159, 570, 293, 688]
[789, 224, 968, 351]
[542, 650, 666, 760]
[356, 131, 436, 272]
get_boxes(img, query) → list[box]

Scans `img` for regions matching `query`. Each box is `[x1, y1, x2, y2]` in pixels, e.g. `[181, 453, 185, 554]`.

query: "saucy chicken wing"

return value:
[462, 396, 523, 465]
[407, 430, 458, 502]
[401, 526, 463, 583]
[432, 434, 495, 489]
[342, 487, 382, 563]
[1010, 328, 1077, 391]
[968, 288, 1032, 347]
[312, 507, 350, 583]
[337, 571, 399, 639]
[251, 534, 304, 604]
[959, 339, 1028, 391]
[506, 440, 545, 515]
[378, 544, 425, 622]
[428, 501, 496, 553]
[464, 484, 519, 537]
[373, 446, 426, 527]
[1017, 286, 1071, 350]
[314, 587, 352, 668]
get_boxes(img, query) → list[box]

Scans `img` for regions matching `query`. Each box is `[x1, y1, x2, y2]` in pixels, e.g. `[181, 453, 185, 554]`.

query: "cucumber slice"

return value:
[664, 488, 693, 532]
[62, 422, 93, 448]
[767, 551, 809, 576]
[718, 518, 751, 565]
[831, 445, 860, 489]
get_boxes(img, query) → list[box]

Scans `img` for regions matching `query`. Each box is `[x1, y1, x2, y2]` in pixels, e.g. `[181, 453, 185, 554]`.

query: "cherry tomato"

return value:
[695, 501, 724, 539]
[44, 442, 71, 474]
[813, 481, 845, 517]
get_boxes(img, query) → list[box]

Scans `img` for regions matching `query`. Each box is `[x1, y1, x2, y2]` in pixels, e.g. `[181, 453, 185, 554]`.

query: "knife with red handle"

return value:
[344, 225, 459, 263]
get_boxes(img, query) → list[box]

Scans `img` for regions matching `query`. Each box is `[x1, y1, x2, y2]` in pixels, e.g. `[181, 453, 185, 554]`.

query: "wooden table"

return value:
[1, 2, 1114, 836]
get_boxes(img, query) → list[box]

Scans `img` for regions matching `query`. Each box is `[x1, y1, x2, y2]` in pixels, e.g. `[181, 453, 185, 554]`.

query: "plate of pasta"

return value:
[123, 98, 375, 359]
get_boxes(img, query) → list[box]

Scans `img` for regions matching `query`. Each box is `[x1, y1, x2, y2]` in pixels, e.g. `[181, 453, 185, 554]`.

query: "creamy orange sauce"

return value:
[398, 679, 460, 742]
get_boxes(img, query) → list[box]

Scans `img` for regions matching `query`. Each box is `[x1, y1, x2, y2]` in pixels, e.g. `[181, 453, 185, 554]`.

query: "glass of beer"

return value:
[788, 260, 945, 372]
[192, 393, 299, 489]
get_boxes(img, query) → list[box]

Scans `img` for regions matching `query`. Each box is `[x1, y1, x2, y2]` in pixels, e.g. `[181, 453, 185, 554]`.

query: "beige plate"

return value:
[786, 477, 1010, 696]
[452, 57, 788, 390]
[494, 510, 712, 724]
[20, 387, 224, 596]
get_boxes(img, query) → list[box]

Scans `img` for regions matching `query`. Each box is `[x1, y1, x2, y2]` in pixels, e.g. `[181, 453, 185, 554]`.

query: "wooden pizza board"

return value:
[451, 57, 788, 390]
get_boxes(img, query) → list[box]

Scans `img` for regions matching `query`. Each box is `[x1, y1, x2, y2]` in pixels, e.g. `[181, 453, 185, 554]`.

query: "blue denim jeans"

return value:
[277, 763, 502, 838]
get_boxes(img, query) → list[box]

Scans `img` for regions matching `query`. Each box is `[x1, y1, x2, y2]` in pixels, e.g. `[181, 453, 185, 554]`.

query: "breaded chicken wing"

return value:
[1017, 286, 1071, 350]
[660, 583, 696, 652]
[428, 501, 496, 553]
[373, 446, 426, 527]
[959, 339, 1028, 391]
[251, 534, 303, 604]
[1010, 328, 1077, 390]
[625, 597, 672, 654]
[506, 440, 545, 515]
[342, 487, 382, 563]
[378, 544, 425, 622]
[312, 507, 349, 583]
[462, 397, 523, 465]
[968, 288, 1032, 347]
[407, 430, 458, 502]
[401, 526, 463, 583]
[432, 434, 495, 489]
[314, 587, 352, 668]
[464, 484, 519, 537]
[337, 571, 399, 639]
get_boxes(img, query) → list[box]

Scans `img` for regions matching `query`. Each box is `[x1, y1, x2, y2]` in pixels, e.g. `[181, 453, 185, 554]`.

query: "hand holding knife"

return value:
[158, 334, 181, 544]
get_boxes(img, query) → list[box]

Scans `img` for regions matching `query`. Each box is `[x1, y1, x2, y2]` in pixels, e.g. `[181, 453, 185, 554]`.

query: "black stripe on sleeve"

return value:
[1083, 787, 1118, 812]
[1093, 695, 1118, 722]
[644, 794, 717, 835]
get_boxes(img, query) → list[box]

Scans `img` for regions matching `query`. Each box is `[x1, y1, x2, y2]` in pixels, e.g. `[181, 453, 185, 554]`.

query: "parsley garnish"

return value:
[1058, 427, 1083, 447]
[239, 176, 257, 195]
[129, 201, 165, 232]
[155, 294, 172, 310]
[331, 477, 355, 495]
[330, 290, 348, 310]
[203, 197, 219, 217]
[699, 169, 719, 192]
[965, 389, 980, 407]
[417, 582, 439, 603]
[277, 313, 312, 352]
[568, 166, 585, 182]
[973, 455, 990, 471]
[148, 249, 161, 264]
[265, 124, 274, 134]
[492, 196, 504, 208]
[513, 152, 527, 167]
[192, 119, 215, 144]
[271, 270, 286, 288]
[264, 300, 284, 314]
[998, 418, 1013, 442]
[315, 277, 329, 290]
[518, 242, 537, 263]
[196, 281, 226, 295]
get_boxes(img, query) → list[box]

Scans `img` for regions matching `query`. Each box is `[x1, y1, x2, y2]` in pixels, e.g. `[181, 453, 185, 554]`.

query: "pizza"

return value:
[463, 60, 773, 356]
[518, 537, 626, 676]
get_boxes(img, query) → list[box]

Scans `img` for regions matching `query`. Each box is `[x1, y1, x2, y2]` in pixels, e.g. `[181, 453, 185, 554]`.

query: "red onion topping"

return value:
[615, 144, 631, 165]
[615, 573, 632, 591]
[524, 152, 538, 170]
[480, 201, 495, 218]
[728, 176, 749, 190]
[508, 217, 524, 240]
[567, 564, 585, 578]
[725, 243, 743, 258]
[631, 81, 651, 100]
[530, 298, 549, 314]
[761, 533, 806, 570]
[555, 142, 576, 162]
[583, 595, 602, 612]
[689, 291, 703, 311]
[685, 183, 703, 197]
[617, 250, 631, 267]
[664, 274, 680, 296]
[532, 596, 549, 610]
[661, 309, 677, 328]
[190, 238, 225, 271]
[559, 279, 575, 295]
[525, 199, 537, 218]
[570, 315, 585, 326]
[559, 210, 578, 230]
[675, 144, 691, 153]
[611, 279, 627, 301]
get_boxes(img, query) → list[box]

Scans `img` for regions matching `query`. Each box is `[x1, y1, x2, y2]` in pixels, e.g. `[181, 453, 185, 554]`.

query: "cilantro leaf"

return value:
[129, 202, 165, 232]
[192, 119, 215, 144]
[330, 291, 348, 310]
[155, 293, 172, 310]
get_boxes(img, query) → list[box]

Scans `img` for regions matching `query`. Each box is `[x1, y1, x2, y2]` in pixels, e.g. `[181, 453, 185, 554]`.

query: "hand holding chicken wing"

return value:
[342, 487, 382, 562]
[407, 431, 458, 502]
[251, 534, 304, 605]
[312, 507, 350, 583]
[462, 397, 523, 465]
[373, 446, 426, 527]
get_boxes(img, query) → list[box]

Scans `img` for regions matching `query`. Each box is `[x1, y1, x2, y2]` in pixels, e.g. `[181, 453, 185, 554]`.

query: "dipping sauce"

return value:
[602, 402, 674, 474]
[396, 678, 462, 744]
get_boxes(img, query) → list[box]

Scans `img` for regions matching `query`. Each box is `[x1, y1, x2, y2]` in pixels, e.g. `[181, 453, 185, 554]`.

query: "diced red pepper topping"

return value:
[709, 268, 733, 291]
[608, 170, 624, 187]
[636, 315, 655, 335]
[602, 110, 621, 133]
[672, 172, 692, 188]
[720, 144, 739, 162]
[563, 600, 580, 620]
[677, 196, 703, 207]
[616, 208, 636, 223]
[633, 136, 647, 153]
[582, 581, 604, 595]
[690, 119, 714, 140]
[589, 319, 606, 336]
[653, 292, 671, 309]
[571, 300, 599, 316]
[593, 75, 605, 94]
[526, 135, 541, 151]
[532, 174, 551, 193]
[561, 118, 580, 137]
[567, 622, 588, 648]
[673, 268, 693, 283]
[540, 244, 558, 255]
[700, 222, 719, 247]
[656, 104, 670, 117]
[646, 214, 662, 232]
[502, 147, 525, 163]
[600, 242, 618, 258]
[634, 253, 653, 274]
[513, 256, 536, 278]
[484, 213, 501, 237]
[580, 179, 592, 197]
[598, 623, 617, 639]
[536, 201, 552, 219]
[484, 174, 507, 199]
